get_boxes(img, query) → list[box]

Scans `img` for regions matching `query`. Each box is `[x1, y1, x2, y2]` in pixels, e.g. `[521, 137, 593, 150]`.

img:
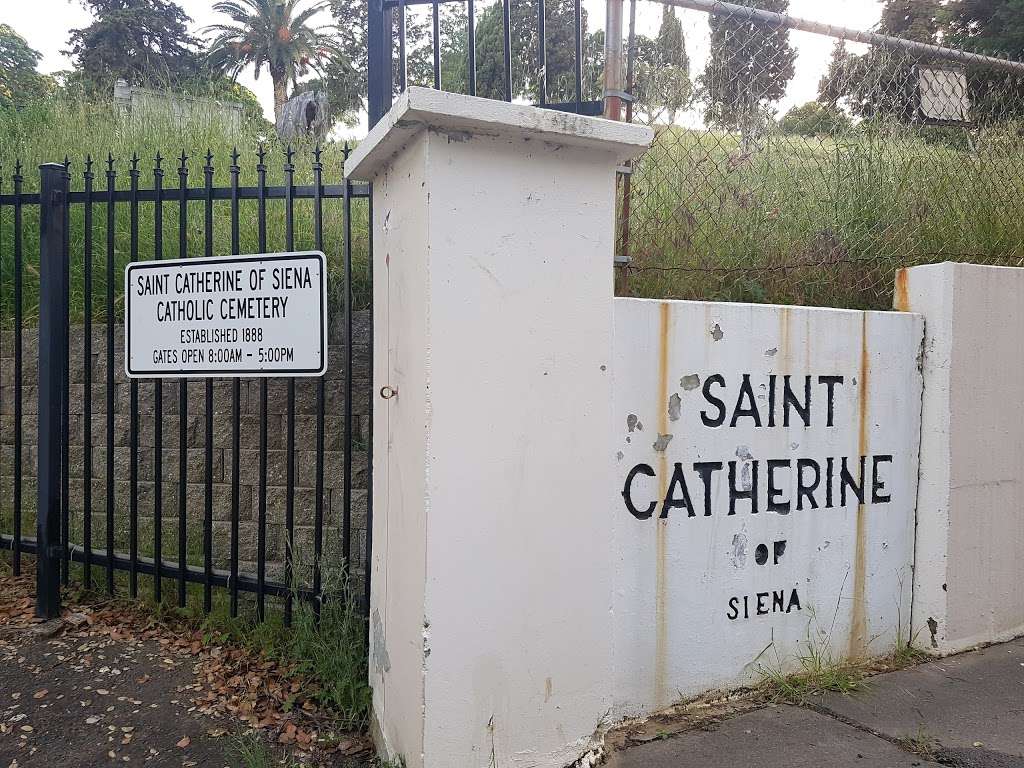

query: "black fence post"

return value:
[367, 0, 393, 128]
[36, 163, 68, 619]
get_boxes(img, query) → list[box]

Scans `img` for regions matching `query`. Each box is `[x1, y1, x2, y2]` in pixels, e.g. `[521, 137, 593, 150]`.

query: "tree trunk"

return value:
[272, 75, 288, 126]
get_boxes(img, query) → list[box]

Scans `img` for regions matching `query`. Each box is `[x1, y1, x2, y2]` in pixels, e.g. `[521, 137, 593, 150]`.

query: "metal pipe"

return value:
[604, 0, 624, 119]
[665, 0, 1024, 75]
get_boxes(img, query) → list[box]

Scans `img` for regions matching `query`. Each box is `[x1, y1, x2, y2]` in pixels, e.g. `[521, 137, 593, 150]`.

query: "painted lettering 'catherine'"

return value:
[621, 454, 894, 520]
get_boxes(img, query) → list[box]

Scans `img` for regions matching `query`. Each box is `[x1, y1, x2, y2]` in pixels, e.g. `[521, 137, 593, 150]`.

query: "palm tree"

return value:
[205, 0, 340, 124]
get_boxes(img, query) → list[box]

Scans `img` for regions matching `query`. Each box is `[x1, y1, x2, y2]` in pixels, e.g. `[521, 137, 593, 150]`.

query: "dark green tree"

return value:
[946, 0, 1024, 55]
[319, 0, 431, 126]
[66, 0, 200, 89]
[0, 24, 52, 106]
[879, 0, 941, 40]
[433, 0, 598, 104]
[817, 39, 854, 109]
[945, 0, 1024, 121]
[701, 0, 796, 131]
[779, 100, 852, 135]
[821, 0, 943, 122]
[633, 6, 691, 123]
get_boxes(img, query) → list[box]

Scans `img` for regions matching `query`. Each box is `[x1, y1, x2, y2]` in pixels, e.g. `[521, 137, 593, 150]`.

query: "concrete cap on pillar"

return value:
[345, 86, 653, 180]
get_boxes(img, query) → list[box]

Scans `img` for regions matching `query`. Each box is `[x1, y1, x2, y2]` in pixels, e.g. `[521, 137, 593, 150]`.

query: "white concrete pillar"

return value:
[346, 88, 652, 768]
[898, 263, 1024, 654]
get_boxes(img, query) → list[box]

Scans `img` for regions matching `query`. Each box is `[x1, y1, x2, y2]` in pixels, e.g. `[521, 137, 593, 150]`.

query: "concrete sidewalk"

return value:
[606, 638, 1024, 768]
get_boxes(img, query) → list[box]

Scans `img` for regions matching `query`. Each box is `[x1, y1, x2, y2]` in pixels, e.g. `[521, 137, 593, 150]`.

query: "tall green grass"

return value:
[621, 121, 1024, 309]
[0, 94, 369, 324]
[9, 93, 1024, 317]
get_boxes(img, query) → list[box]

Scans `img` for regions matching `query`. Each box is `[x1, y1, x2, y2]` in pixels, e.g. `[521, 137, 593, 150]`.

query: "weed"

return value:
[887, 640, 930, 670]
[896, 728, 941, 761]
[758, 639, 866, 704]
[227, 731, 295, 768]
[198, 564, 372, 730]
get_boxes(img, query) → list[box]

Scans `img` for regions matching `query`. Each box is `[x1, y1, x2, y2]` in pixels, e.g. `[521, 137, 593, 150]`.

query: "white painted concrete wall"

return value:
[612, 299, 924, 718]
[345, 87, 999, 768]
[348, 88, 653, 768]
[900, 263, 1024, 653]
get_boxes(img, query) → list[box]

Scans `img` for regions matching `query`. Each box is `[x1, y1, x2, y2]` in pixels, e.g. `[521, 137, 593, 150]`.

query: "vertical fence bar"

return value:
[105, 155, 116, 595]
[468, 0, 477, 96]
[176, 153, 188, 608]
[203, 151, 215, 614]
[128, 154, 140, 599]
[538, 0, 547, 106]
[37, 163, 69, 619]
[1, 169, 4, 552]
[83, 157, 94, 591]
[284, 148, 296, 627]
[342, 173, 353, 571]
[433, 0, 441, 90]
[256, 147, 268, 622]
[229, 149, 241, 618]
[618, 0, 637, 263]
[153, 153, 164, 604]
[312, 148, 326, 617]
[398, 0, 408, 92]
[60, 158, 70, 586]
[574, 0, 583, 111]
[363, 192, 374, 622]
[12, 163, 23, 577]
[367, 0, 394, 127]
[503, 0, 513, 101]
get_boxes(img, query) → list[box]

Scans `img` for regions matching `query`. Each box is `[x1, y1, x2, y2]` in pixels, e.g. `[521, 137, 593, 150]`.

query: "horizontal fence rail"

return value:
[0, 148, 374, 625]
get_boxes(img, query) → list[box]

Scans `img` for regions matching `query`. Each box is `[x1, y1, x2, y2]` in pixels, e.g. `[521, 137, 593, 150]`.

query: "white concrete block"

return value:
[348, 88, 652, 768]
[900, 263, 1024, 653]
[611, 299, 924, 718]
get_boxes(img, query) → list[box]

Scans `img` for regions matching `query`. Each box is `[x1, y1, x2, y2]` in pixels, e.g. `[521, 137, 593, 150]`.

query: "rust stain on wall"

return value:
[894, 268, 911, 312]
[849, 313, 870, 659]
[778, 307, 791, 374]
[655, 302, 671, 707]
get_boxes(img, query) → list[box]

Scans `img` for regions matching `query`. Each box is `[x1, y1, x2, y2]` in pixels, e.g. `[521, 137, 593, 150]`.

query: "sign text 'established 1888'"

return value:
[125, 252, 327, 378]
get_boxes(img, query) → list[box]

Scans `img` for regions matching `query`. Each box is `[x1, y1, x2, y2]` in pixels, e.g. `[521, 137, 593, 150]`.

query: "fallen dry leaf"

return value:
[176, 736, 191, 749]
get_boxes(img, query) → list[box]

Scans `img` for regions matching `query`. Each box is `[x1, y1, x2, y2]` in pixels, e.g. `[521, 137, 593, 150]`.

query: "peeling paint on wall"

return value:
[668, 393, 682, 422]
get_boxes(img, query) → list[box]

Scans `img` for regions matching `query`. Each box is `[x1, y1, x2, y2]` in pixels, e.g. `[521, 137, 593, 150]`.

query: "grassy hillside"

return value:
[620, 122, 1024, 309]
[5, 95, 1024, 318]
[0, 95, 369, 324]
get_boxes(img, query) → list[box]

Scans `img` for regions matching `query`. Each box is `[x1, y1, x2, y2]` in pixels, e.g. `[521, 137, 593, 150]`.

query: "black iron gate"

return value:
[0, 148, 373, 624]
[365, 0, 605, 127]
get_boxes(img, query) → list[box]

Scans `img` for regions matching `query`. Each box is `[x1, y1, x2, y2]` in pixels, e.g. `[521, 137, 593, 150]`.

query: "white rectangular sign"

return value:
[125, 251, 327, 378]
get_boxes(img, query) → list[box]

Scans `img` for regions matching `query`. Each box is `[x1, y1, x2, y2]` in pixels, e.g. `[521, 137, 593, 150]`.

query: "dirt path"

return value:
[0, 568, 373, 767]
[0, 624, 231, 766]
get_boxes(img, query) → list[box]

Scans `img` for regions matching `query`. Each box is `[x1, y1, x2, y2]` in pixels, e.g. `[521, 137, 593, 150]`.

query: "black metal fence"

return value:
[366, 0, 604, 125]
[0, 149, 373, 624]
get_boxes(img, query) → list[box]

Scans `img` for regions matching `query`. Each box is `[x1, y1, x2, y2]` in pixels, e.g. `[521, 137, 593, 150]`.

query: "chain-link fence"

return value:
[617, 0, 1024, 309]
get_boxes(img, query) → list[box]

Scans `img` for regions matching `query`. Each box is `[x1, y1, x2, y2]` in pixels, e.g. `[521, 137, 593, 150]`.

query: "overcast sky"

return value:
[3, 0, 885, 132]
